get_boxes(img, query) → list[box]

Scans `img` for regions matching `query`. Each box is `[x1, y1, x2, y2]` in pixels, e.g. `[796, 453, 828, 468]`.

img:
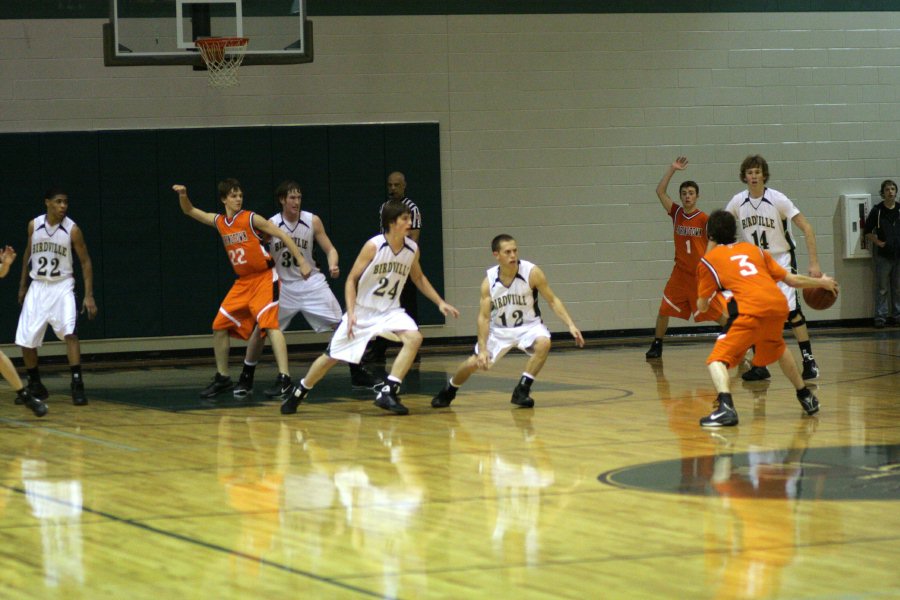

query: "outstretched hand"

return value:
[570, 325, 585, 348]
[439, 302, 460, 319]
[0, 245, 16, 266]
[673, 156, 689, 170]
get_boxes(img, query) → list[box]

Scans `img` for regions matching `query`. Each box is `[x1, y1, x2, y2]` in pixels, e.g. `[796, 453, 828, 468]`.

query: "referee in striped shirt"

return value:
[364, 171, 423, 366]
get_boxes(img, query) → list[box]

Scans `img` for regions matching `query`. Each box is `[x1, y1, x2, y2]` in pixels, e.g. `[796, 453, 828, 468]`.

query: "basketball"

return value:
[803, 286, 838, 310]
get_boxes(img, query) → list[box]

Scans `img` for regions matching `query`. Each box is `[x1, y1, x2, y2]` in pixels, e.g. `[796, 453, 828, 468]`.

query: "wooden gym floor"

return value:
[1, 328, 898, 599]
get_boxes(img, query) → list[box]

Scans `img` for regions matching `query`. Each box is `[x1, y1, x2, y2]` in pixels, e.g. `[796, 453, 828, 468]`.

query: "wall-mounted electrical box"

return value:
[841, 194, 872, 259]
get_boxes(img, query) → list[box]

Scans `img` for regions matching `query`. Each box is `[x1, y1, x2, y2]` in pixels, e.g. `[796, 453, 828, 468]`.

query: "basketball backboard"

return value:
[104, 0, 312, 66]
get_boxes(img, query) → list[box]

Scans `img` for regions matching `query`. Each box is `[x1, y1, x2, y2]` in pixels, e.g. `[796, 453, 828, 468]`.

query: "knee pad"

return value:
[788, 307, 806, 328]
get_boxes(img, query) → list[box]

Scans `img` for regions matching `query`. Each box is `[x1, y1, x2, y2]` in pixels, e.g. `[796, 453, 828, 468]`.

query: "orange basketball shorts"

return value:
[658, 268, 721, 323]
[212, 270, 280, 340]
[706, 314, 786, 369]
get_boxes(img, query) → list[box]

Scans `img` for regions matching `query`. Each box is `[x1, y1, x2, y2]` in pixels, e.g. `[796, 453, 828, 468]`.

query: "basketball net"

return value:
[195, 37, 249, 88]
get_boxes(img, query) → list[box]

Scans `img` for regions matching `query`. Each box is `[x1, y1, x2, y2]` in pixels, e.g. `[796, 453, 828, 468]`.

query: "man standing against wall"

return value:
[864, 179, 900, 328]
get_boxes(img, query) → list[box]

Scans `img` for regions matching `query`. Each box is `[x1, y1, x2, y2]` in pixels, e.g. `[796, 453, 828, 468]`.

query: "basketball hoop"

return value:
[195, 37, 249, 88]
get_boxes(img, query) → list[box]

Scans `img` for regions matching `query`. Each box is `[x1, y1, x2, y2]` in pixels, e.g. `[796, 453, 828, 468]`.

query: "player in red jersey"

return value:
[174, 180, 310, 399]
[695, 210, 837, 427]
[646, 157, 723, 359]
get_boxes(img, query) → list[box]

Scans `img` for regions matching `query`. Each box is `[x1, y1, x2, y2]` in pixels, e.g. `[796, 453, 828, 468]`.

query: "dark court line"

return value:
[1, 483, 392, 599]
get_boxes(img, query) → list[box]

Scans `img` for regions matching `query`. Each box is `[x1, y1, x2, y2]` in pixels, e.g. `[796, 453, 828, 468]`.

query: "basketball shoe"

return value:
[26, 378, 49, 402]
[375, 381, 408, 415]
[233, 371, 254, 397]
[264, 373, 293, 399]
[200, 373, 233, 398]
[431, 382, 456, 408]
[796, 389, 820, 415]
[281, 383, 307, 415]
[645, 340, 662, 359]
[700, 393, 739, 427]
[741, 365, 771, 381]
[71, 379, 88, 406]
[17, 388, 48, 417]
[511, 384, 535, 408]
[801, 358, 819, 380]
[350, 364, 382, 390]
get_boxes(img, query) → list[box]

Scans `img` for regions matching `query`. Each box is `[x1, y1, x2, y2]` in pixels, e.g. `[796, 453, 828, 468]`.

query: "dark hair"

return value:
[44, 187, 67, 201]
[381, 200, 411, 230]
[880, 179, 897, 198]
[707, 210, 738, 244]
[217, 178, 242, 200]
[275, 180, 301, 204]
[679, 181, 699, 195]
[491, 234, 515, 252]
[739, 155, 769, 184]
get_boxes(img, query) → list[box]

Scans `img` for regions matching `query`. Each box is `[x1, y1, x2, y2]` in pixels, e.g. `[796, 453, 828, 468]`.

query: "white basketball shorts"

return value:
[278, 275, 342, 333]
[327, 305, 418, 364]
[15, 278, 78, 348]
[476, 320, 552, 365]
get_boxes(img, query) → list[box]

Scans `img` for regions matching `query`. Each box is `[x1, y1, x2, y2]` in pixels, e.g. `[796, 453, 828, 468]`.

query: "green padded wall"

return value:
[0, 123, 443, 345]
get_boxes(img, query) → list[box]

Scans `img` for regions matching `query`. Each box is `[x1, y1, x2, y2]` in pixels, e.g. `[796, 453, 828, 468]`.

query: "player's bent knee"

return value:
[401, 330, 423, 347]
[788, 308, 806, 328]
[533, 336, 551, 355]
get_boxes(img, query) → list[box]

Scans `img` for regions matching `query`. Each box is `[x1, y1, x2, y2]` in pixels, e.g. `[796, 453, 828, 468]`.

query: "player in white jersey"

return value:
[16, 188, 98, 406]
[362, 171, 424, 368]
[232, 182, 381, 398]
[281, 201, 459, 416]
[723, 155, 822, 382]
[431, 234, 584, 409]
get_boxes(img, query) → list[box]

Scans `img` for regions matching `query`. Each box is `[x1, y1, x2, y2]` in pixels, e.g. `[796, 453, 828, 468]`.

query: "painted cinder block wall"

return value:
[1, 10, 893, 351]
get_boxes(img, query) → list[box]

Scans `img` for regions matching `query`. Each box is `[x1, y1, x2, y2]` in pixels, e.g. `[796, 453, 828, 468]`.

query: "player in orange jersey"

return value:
[173, 180, 311, 399]
[695, 210, 837, 427]
[646, 157, 723, 359]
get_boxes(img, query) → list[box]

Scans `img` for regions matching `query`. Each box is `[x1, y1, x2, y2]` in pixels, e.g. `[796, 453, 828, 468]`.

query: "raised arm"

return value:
[312, 214, 340, 278]
[530, 266, 584, 347]
[71, 225, 98, 319]
[17, 220, 35, 305]
[172, 184, 217, 227]
[252, 214, 311, 278]
[791, 212, 821, 277]
[408, 251, 459, 319]
[655, 156, 688, 213]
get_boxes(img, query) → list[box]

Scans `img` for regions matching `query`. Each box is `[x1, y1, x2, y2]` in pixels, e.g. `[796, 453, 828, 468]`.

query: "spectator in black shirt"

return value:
[864, 179, 900, 327]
